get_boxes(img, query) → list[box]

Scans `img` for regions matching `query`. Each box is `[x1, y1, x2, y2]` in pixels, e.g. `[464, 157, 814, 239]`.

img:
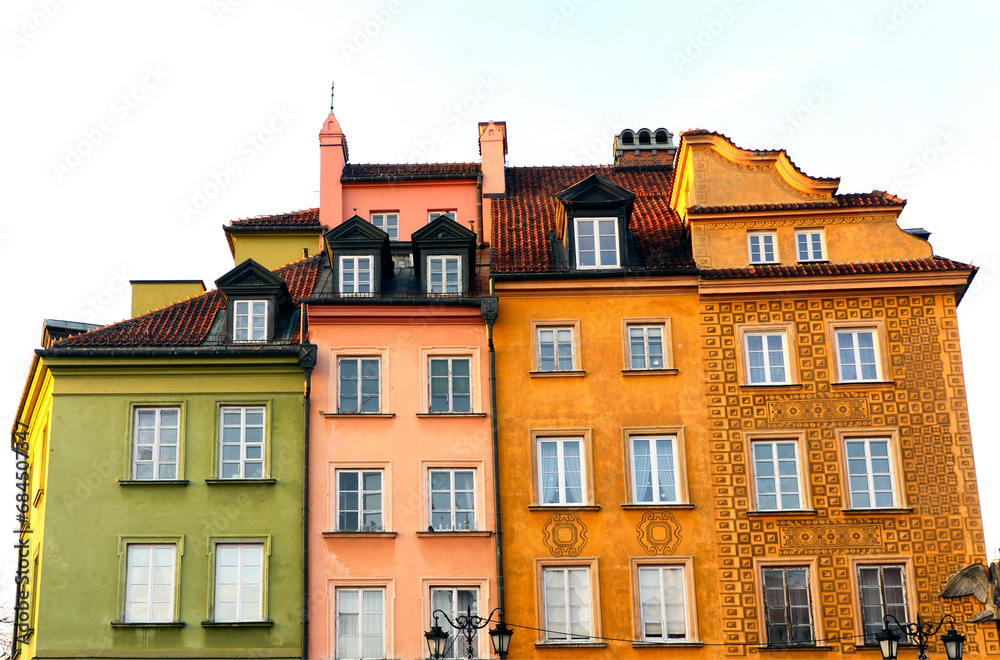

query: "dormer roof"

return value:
[215, 258, 291, 308]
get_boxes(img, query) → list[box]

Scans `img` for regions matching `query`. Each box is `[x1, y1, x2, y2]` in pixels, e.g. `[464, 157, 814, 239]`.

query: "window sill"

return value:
[201, 619, 274, 628]
[322, 531, 397, 539]
[119, 479, 189, 486]
[322, 412, 395, 418]
[111, 621, 185, 628]
[747, 510, 818, 517]
[535, 641, 607, 648]
[529, 370, 586, 378]
[416, 530, 492, 538]
[830, 380, 894, 389]
[204, 478, 276, 485]
[841, 507, 912, 515]
[416, 412, 487, 418]
[528, 505, 600, 512]
[632, 641, 703, 647]
[621, 503, 694, 510]
[739, 383, 803, 391]
[621, 368, 679, 377]
[757, 645, 833, 652]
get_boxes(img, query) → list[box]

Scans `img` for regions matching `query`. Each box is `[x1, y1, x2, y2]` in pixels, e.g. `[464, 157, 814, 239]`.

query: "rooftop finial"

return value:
[330, 81, 335, 113]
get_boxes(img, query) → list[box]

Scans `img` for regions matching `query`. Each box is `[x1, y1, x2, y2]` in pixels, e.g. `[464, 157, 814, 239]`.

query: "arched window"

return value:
[638, 130, 651, 145]
[655, 130, 669, 144]
[620, 131, 634, 145]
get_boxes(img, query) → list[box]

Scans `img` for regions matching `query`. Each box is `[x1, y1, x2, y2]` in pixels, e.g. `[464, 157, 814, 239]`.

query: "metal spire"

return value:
[330, 81, 335, 113]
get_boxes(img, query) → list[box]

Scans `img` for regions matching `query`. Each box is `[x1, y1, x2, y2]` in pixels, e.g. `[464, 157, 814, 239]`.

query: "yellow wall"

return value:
[130, 281, 205, 317]
[229, 232, 323, 269]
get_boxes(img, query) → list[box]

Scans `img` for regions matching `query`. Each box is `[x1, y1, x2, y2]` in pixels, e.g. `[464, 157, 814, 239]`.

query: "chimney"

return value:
[319, 111, 348, 229]
[613, 128, 676, 167]
[478, 121, 507, 196]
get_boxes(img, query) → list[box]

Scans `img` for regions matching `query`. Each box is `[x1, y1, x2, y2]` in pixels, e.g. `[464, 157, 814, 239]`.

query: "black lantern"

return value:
[940, 627, 965, 660]
[876, 624, 900, 660]
[424, 617, 449, 659]
[425, 608, 512, 659]
[488, 620, 513, 658]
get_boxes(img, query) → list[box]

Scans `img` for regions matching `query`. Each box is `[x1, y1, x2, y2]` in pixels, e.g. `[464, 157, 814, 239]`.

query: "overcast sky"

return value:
[2, 1, 998, 589]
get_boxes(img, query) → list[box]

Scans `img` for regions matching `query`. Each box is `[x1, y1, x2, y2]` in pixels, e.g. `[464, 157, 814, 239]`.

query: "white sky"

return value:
[1, 0, 997, 590]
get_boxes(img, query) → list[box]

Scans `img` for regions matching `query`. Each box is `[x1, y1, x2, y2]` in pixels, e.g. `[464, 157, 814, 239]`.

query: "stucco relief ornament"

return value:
[541, 514, 588, 557]
[636, 511, 681, 555]
[940, 551, 1000, 633]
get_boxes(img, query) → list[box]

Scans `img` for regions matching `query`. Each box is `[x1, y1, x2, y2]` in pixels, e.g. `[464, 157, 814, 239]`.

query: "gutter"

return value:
[37, 346, 304, 359]
[341, 172, 480, 183]
[479, 293, 505, 620]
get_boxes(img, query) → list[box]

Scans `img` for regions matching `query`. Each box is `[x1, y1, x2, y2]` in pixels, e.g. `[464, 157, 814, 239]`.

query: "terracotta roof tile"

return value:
[342, 163, 481, 179]
[679, 129, 839, 182]
[53, 256, 323, 348]
[229, 208, 320, 228]
[491, 166, 695, 274]
[699, 258, 974, 280]
[688, 192, 905, 214]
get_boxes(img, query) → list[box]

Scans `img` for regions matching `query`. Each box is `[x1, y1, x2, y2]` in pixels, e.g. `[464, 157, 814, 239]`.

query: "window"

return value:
[338, 357, 380, 413]
[335, 587, 385, 659]
[836, 329, 880, 382]
[336, 469, 383, 532]
[845, 438, 896, 508]
[627, 325, 665, 370]
[218, 406, 265, 479]
[371, 212, 399, 241]
[630, 436, 678, 504]
[744, 332, 790, 385]
[857, 565, 908, 645]
[537, 327, 575, 372]
[233, 300, 267, 341]
[751, 440, 802, 511]
[430, 587, 479, 658]
[574, 217, 619, 268]
[637, 565, 688, 641]
[748, 231, 777, 264]
[762, 567, 813, 646]
[427, 256, 462, 294]
[538, 438, 584, 506]
[428, 357, 471, 413]
[132, 407, 179, 480]
[125, 544, 176, 623]
[214, 543, 264, 622]
[795, 230, 825, 262]
[340, 256, 373, 295]
[542, 567, 593, 642]
[429, 469, 475, 531]
[428, 210, 457, 222]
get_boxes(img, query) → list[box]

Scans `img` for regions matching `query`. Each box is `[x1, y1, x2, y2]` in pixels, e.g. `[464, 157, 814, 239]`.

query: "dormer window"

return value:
[427, 255, 461, 294]
[574, 218, 620, 269]
[411, 215, 477, 296]
[323, 215, 392, 296]
[233, 300, 267, 341]
[340, 256, 373, 294]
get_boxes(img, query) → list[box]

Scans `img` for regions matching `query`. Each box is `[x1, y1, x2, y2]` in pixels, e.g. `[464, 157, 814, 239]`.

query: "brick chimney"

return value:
[613, 128, 676, 167]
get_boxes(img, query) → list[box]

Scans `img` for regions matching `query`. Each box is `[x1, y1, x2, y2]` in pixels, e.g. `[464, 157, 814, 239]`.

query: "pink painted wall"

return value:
[341, 180, 481, 241]
[307, 304, 496, 660]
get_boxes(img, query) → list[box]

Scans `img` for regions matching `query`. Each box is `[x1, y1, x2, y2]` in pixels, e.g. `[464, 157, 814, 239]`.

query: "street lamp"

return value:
[425, 607, 513, 660]
[875, 614, 965, 660]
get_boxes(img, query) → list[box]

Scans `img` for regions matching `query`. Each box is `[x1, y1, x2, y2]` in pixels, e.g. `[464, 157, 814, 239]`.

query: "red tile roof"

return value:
[679, 129, 839, 183]
[491, 166, 695, 273]
[699, 258, 974, 280]
[229, 208, 321, 228]
[687, 191, 905, 214]
[342, 163, 481, 179]
[53, 256, 323, 348]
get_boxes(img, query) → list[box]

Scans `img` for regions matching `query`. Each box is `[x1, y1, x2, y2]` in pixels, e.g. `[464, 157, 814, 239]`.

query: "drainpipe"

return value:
[480, 287, 504, 618]
[298, 304, 317, 660]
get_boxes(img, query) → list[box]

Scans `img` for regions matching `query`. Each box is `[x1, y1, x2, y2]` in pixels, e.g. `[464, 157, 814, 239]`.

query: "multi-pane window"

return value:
[538, 438, 584, 505]
[233, 300, 267, 341]
[637, 566, 688, 641]
[537, 327, 575, 372]
[132, 407, 179, 480]
[371, 212, 399, 241]
[335, 587, 385, 660]
[125, 544, 176, 622]
[428, 357, 471, 413]
[427, 256, 462, 294]
[836, 330, 880, 382]
[340, 256, 373, 295]
[429, 469, 475, 531]
[745, 332, 789, 384]
[428, 210, 457, 222]
[338, 358, 380, 413]
[627, 325, 665, 369]
[337, 470, 383, 532]
[214, 543, 263, 622]
[752, 441, 802, 511]
[748, 232, 777, 264]
[574, 218, 619, 268]
[430, 588, 479, 658]
[858, 565, 908, 645]
[762, 567, 814, 646]
[795, 230, 825, 261]
[631, 436, 677, 504]
[218, 406, 265, 479]
[845, 439, 896, 508]
[542, 567, 593, 642]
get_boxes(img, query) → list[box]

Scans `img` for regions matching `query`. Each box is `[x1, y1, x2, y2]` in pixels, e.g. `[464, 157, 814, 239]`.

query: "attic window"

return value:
[638, 130, 651, 145]
[233, 300, 267, 341]
[654, 130, 669, 144]
[427, 256, 462, 294]
[574, 218, 620, 269]
[621, 131, 635, 145]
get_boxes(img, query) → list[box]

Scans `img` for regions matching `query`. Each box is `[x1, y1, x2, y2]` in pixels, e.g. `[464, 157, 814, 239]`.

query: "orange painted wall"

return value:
[342, 180, 480, 241]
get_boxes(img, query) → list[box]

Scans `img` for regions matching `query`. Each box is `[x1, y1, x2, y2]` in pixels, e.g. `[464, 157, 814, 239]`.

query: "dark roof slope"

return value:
[342, 163, 480, 179]
[700, 258, 974, 280]
[491, 166, 694, 274]
[228, 208, 321, 228]
[53, 256, 323, 348]
[688, 191, 905, 214]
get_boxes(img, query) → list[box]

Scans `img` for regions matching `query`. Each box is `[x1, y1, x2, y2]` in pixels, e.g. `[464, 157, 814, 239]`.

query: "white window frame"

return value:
[835, 329, 881, 382]
[428, 210, 457, 222]
[636, 564, 689, 642]
[124, 544, 177, 623]
[844, 437, 898, 509]
[751, 440, 804, 511]
[429, 586, 480, 658]
[536, 327, 576, 372]
[626, 324, 666, 370]
[427, 255, 462, 294]
[335, 586, 386, 659]
[427, 356, 472, 413]
[573, 217, 620, 269]
[335, 468, 384, 532]
[428, 468, 476, 531]
[540, 565, 595, 643]
[132, 407, 180, 480]
[794, 229, 825, 262]
[629, 435, 680, 504]
[370, 212, 399, 241]
[537, 437, 585, 506]
[212, 542, 265, 622]
[233, 299, 267, 341]
[747, 231, 778, 264]
[855, 563, 911, 646]
[337, 357, 381, 413]
[339, 256, 374, 295]
[761, 566, 815, 646]
[743, 330, 791, 385]
[218, 405, 266, 479]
